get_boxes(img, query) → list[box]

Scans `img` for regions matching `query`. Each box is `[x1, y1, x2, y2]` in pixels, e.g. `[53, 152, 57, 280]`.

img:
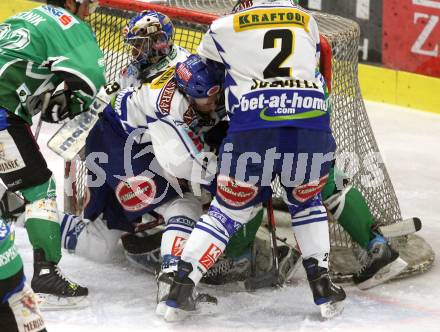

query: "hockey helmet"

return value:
[175, 55, 223, 99]
[123, 10, 174, 66]
[175, 55, 224, 113]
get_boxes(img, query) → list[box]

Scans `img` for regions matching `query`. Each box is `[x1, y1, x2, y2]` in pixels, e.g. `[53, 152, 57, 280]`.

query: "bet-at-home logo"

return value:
[239, 89, 329, 121]
[234, 8, 310, 32]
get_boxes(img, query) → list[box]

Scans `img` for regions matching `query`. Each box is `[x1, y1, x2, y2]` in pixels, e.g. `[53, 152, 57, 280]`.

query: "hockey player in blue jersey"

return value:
[60, 10, 196, 268]
[160, 0, 346, 321]
[59, 11, 279, 285]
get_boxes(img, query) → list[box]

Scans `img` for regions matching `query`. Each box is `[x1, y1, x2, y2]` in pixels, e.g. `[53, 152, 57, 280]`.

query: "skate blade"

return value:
[156, 302, 167, 316]
[37, 293, 89, 310]
[320, 300, 344, 319]
[163, 302, 218, 322]
[358, 257, 408, 290]
[164, 306, 191, 322]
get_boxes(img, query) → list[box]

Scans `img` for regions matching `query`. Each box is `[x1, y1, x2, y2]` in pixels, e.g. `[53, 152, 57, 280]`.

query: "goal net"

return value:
[64, 0, 434, 281]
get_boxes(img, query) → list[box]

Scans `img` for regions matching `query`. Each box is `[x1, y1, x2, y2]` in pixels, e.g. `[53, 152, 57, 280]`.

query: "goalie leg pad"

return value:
[224, 208, 263, 258]
[324, 185, 374, 249]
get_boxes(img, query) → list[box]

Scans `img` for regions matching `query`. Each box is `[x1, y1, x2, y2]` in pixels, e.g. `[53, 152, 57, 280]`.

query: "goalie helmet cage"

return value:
[64, 0, 434, 282]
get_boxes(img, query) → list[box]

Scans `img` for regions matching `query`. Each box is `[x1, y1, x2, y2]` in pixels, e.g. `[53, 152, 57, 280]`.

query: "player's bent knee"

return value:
[160, 193, 203, 222]
[75, 218, 123, 262]
[323, 185, 352, 219]
[21, 177, 59, 223]
[197, 203, 260, 241]
[24, 198, 59, 224]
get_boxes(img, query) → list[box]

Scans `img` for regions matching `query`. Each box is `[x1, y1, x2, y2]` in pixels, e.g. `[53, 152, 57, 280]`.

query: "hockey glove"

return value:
[41, 90, 89, 123]
[41, 90, 70, 123]
[0, 191, 26, 223]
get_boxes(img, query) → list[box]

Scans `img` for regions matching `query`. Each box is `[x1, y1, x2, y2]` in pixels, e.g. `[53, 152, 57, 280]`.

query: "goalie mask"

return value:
[123, 10, 174, 66]
[175, 55, 224, 114]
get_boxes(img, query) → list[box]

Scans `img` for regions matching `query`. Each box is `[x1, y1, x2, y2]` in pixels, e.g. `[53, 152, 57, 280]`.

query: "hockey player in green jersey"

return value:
[0, 219, 47, 332]
[322, 165, 408, 289]
[0, 0, 105, 309]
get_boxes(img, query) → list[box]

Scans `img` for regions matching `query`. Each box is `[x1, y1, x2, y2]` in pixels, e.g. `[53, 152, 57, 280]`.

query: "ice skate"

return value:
[354, 234, 408, 290]
[303, 258, 346, 319]
[156, 272, 174, 316]
[31, 249, 89, 310]
[163, 261, 217, 322]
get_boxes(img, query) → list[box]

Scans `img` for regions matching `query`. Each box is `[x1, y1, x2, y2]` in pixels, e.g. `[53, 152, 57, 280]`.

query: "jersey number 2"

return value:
[263, 29, 294, 79]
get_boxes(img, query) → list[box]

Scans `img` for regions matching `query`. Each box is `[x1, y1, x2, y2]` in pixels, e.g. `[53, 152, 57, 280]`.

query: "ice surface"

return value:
[15, 101, 440, 332]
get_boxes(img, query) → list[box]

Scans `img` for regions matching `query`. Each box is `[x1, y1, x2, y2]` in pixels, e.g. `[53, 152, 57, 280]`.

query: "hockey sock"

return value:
[322, 166, 374, 249]
[180, 219, 228, 284]
[224, 208, 263, 259]
[181, 199, 258, 284]
[158, 193, 203, 273]
[21, 178, 61, 263]
[161, 216, 196, 273]
[289, 197, 330, 269]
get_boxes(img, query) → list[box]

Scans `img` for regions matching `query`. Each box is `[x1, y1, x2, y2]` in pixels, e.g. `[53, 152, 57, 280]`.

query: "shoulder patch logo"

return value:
[40, 6, 79, 30]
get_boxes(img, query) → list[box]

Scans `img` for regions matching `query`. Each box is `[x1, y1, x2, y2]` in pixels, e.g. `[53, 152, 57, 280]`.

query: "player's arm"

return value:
[40, 26, 106, 123]
[197, 24, 224, 64]
[148, 96, 208, 181]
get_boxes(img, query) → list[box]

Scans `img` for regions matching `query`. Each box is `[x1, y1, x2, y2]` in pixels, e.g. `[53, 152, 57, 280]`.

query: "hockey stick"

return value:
[47, 95, 107, 160]
[33, 91, 52, 141]
[33, 115, 43, 141]
[272, 206, 422, 238]
[377, 217, 422, 238]
[245, 198, 282, 290]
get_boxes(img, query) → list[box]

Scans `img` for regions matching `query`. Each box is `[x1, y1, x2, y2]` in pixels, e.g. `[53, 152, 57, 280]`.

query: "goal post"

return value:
[64, 0, 434, 281]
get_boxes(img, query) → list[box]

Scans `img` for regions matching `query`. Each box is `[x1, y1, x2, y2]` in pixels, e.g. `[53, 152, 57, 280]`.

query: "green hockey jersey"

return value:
[0, 220, 22, 280]
[0, 5, 105, 124]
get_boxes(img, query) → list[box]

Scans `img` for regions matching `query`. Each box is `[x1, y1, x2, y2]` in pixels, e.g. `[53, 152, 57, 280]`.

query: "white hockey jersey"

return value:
[106, 54, 221, 181]
[197, 0, 330, 133]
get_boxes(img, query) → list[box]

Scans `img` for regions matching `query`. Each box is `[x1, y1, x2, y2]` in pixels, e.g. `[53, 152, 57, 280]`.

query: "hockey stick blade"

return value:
[47, 97, 106, 160]
[378, 217, 422, 238]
